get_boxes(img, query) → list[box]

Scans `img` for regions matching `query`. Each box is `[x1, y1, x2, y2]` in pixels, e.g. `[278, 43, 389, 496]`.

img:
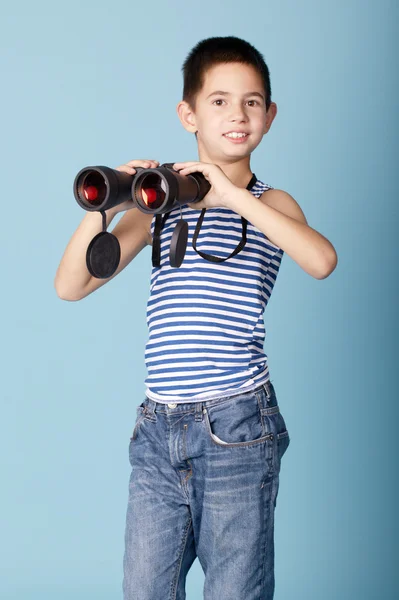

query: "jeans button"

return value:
[168, 403, 177, 408]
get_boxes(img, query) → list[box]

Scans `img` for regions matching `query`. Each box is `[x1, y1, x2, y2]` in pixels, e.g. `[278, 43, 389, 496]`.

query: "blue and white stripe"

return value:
[143, 179, 284, 403]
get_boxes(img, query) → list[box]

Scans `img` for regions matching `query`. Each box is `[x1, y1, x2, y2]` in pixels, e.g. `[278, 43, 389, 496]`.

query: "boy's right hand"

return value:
[112, 159, 160, 213]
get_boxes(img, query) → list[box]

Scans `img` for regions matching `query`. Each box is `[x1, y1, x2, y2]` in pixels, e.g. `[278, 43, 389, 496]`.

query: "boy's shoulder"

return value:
[258, 186, 308, 225]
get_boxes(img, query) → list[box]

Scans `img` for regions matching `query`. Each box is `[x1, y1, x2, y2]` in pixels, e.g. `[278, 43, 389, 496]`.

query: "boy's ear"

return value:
[176, 101, 198, 134]
[263, 102, 278, 134]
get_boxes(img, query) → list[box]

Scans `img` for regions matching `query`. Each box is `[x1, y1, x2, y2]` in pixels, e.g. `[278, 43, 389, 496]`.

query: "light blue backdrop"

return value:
[1, 1, 397, 598]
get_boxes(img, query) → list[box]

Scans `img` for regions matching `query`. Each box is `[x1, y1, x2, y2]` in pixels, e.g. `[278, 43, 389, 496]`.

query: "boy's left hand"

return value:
[172, 161, 236, 209]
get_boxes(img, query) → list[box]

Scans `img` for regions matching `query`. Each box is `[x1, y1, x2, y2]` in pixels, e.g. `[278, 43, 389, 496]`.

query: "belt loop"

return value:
[263, 381, 271, 401]
[146, 398, 157, 416]
[195, 401, 203, 421]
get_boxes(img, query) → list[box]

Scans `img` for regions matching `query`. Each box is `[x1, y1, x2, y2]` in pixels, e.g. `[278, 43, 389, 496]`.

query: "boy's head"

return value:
[177, 36, 277, 163]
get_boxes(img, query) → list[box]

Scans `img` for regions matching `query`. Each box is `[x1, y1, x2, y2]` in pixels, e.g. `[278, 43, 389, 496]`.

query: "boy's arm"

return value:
[226, 188, 338, 280]
[54, 207, 153, 301]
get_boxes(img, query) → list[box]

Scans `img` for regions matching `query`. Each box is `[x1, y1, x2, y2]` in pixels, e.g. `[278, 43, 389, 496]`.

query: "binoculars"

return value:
[73, 163, 211, 277]
[73, 162, 210, 215]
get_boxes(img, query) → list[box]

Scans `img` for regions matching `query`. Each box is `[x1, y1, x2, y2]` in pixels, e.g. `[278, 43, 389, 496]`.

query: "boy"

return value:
[55, 36, 337, 600]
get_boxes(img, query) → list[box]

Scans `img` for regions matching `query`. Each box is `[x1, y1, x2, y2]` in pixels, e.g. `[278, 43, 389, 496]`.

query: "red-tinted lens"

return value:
[138, 174, 166, 210]
[84, 185, 99, 202]
[141, 187, 158, 206]
[80, 172, 106, 207]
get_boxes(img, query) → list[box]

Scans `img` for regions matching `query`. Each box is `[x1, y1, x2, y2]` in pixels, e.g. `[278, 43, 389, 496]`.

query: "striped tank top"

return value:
[144, 176, 284, 403]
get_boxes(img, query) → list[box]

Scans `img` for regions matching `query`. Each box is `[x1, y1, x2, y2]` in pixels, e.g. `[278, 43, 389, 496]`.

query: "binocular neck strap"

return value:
[192, 172, 257, 263]
[152, 211, 171, 268]
[151, 172, 258, 268]
[192, 211, 247, 263]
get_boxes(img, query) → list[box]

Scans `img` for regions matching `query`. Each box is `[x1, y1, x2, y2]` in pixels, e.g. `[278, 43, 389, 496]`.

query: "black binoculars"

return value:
[73, 162, 210, 215]
[73, 163, 211, 277]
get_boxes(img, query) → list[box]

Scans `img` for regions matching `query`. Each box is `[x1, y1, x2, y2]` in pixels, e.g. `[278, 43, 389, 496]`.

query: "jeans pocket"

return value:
[130, 407, 145, 441]
[277, 429, 290, 461]
[130, 399, 155, 441]
[260, 406, 290, 472]
[261, 383, 290, 470]
[203, 393, 274, 448]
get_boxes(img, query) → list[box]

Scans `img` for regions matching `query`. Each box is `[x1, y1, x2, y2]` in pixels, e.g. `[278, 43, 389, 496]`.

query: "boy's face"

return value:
[177, 62, 277, 163]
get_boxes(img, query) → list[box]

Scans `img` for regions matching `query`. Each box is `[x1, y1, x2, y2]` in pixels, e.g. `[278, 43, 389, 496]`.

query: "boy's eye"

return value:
[212, 99, 259, 106]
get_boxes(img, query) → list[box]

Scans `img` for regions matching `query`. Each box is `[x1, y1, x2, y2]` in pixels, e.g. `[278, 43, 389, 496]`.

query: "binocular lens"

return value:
[141, 187, 157, 205]
[84, 185, 98, 202]
[79, 172, 107, 207]
[137, 174, 166, 210]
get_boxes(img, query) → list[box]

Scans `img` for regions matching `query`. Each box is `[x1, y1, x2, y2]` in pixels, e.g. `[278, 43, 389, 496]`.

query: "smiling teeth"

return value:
[225, 132, 248, 138]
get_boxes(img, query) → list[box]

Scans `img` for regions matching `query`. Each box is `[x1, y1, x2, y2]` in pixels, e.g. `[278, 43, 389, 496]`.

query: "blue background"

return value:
[1, 0, 397, 598]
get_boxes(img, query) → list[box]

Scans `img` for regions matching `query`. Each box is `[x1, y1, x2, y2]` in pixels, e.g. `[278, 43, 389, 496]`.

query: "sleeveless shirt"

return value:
[143, 177, 284, 403]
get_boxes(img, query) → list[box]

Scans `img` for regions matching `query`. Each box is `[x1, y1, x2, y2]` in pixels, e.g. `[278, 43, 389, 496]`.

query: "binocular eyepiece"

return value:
[73, 162, 211, 215]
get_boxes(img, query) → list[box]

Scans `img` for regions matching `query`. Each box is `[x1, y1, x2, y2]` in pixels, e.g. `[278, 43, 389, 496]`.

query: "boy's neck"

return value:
[197, 151, 255, 189]
[219, 163, 255, 189]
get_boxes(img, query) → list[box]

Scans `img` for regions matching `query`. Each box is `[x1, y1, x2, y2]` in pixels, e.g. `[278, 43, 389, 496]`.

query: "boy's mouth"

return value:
[222, 132, 250, 144]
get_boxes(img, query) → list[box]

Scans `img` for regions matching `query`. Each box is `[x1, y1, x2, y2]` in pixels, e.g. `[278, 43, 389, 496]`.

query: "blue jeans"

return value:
[123, 379, 290, 600]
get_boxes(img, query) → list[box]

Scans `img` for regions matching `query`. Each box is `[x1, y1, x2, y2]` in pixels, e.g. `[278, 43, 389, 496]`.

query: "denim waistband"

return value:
[145, 379, 273, 415]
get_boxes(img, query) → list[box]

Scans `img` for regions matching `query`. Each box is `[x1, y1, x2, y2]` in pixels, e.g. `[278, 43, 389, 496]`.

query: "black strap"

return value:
[100, 210, 107, 232]
[152, 172, 258, 267]
[152, 212, 171, 267]
[192, 172, 257, 263]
